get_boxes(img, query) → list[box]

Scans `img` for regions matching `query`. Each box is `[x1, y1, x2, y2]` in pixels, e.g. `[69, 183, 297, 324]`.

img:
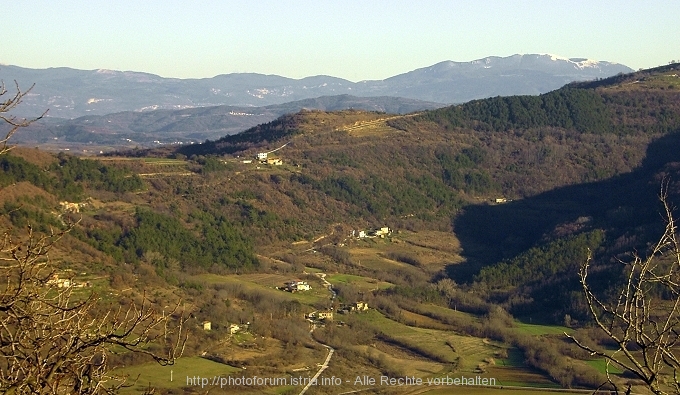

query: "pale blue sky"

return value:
[2, 0, 678, 81]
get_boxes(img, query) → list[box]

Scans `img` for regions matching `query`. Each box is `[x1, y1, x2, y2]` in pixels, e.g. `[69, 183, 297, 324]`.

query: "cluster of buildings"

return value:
[350, 227, 391, 239]
[306, 310, 335, 321]
[339, 301, 369, 314]
[202, 321, 248, 335]
[282, 280, 311, 292]
[47, 274, 91, 288]
[306, 302, 370, 323]
[59, 201, 88, 214]
[240, 154, 283, 165]
[256, 152, 283, 165]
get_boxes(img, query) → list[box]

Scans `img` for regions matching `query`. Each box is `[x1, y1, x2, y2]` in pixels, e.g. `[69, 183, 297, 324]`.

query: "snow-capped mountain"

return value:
[369, 54, 632, 103]
[0, 54, 633, 119]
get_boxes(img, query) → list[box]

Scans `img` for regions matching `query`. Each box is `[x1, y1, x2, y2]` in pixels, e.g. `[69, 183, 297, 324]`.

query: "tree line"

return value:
[77, 208, 258, 272]
[0, 152, 144, 199]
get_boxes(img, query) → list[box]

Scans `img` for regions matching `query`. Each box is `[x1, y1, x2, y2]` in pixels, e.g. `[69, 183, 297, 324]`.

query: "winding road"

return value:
[298, 272, 337, 395]
[298, 344, 334, 395]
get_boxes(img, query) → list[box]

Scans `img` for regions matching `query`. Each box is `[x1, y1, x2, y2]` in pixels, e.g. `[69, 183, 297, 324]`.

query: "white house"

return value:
[285, 281, 311, 292]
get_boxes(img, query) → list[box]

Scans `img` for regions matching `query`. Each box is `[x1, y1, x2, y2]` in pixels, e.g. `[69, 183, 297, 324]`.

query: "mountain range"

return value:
[2, 54, 632, 120]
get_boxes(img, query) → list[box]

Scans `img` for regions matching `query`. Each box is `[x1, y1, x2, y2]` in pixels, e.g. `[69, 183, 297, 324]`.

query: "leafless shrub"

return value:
[568, 182, 680, 394]
[0, 81, 46, 155]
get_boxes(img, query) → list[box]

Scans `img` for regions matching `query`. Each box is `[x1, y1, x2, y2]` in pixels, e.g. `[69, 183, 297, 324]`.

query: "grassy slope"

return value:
[114, 357, 241, 394]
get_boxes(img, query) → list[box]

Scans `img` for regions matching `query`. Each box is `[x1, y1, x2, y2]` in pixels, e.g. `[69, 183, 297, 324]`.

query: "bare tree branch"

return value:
[0, 81, 189, 394]
[0, 222, 189, 394]
[568, 180, 680, 395]
[0, 80, 47, 155]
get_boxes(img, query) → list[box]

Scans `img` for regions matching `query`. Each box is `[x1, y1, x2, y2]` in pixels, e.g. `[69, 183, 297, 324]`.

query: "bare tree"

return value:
[0, 80, 45, 155]
[1, 83, 188, 394]
[568, 183, 680, 395]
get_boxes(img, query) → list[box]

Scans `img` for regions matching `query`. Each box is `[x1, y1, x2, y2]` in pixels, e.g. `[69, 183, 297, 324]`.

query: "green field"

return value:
[326, 273, 392, 291]
[514, 322, 573, 336]
[352, 310, 561, 388]
[497, 348, 524, 368]
[410, 303, 481, 324]
[356, 309, 494, 370]
[586, 358, 624, 375]
[113, 356, 240, 393]
[193, 273, 329, 305]
[141, 158, 187, 165]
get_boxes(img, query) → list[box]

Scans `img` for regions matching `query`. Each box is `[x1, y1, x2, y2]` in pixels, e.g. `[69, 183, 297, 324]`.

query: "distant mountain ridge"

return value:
[1, 54, 632, 119]
[11, 95, 443, 146]
[365, 54, 632, 103]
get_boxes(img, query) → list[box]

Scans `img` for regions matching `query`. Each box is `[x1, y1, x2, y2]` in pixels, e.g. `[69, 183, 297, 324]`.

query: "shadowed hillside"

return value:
[449, 130, 680, 321]
[166, 63, 680, 325]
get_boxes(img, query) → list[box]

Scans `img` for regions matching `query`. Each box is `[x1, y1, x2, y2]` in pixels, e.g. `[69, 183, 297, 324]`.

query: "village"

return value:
[46, 271, 93, 289]
[278, 278, 370, 324]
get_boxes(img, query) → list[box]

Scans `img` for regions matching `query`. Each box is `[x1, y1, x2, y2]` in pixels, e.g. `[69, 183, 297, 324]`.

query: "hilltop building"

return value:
[285, 280, 311, 292]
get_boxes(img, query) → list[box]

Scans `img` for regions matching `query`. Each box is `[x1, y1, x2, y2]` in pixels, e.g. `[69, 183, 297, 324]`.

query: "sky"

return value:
[2, 0, 679, 82]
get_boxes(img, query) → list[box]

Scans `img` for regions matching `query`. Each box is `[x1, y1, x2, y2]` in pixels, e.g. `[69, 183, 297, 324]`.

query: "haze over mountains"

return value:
[3, 54, 632, 119]
[13, 95, 443, 146]
[2, 54, 633, 148]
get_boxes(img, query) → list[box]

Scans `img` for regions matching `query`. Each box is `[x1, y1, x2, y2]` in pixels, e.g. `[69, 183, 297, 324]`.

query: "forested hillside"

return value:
[179, 63, 680, 392]
[4, 63, 680, 393]
[0, 151, 257, 276]
[173, 63, 680, 321]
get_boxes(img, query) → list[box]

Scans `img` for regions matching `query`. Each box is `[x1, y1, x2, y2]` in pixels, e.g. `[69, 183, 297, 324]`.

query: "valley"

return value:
[2, 63, 680, 394]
